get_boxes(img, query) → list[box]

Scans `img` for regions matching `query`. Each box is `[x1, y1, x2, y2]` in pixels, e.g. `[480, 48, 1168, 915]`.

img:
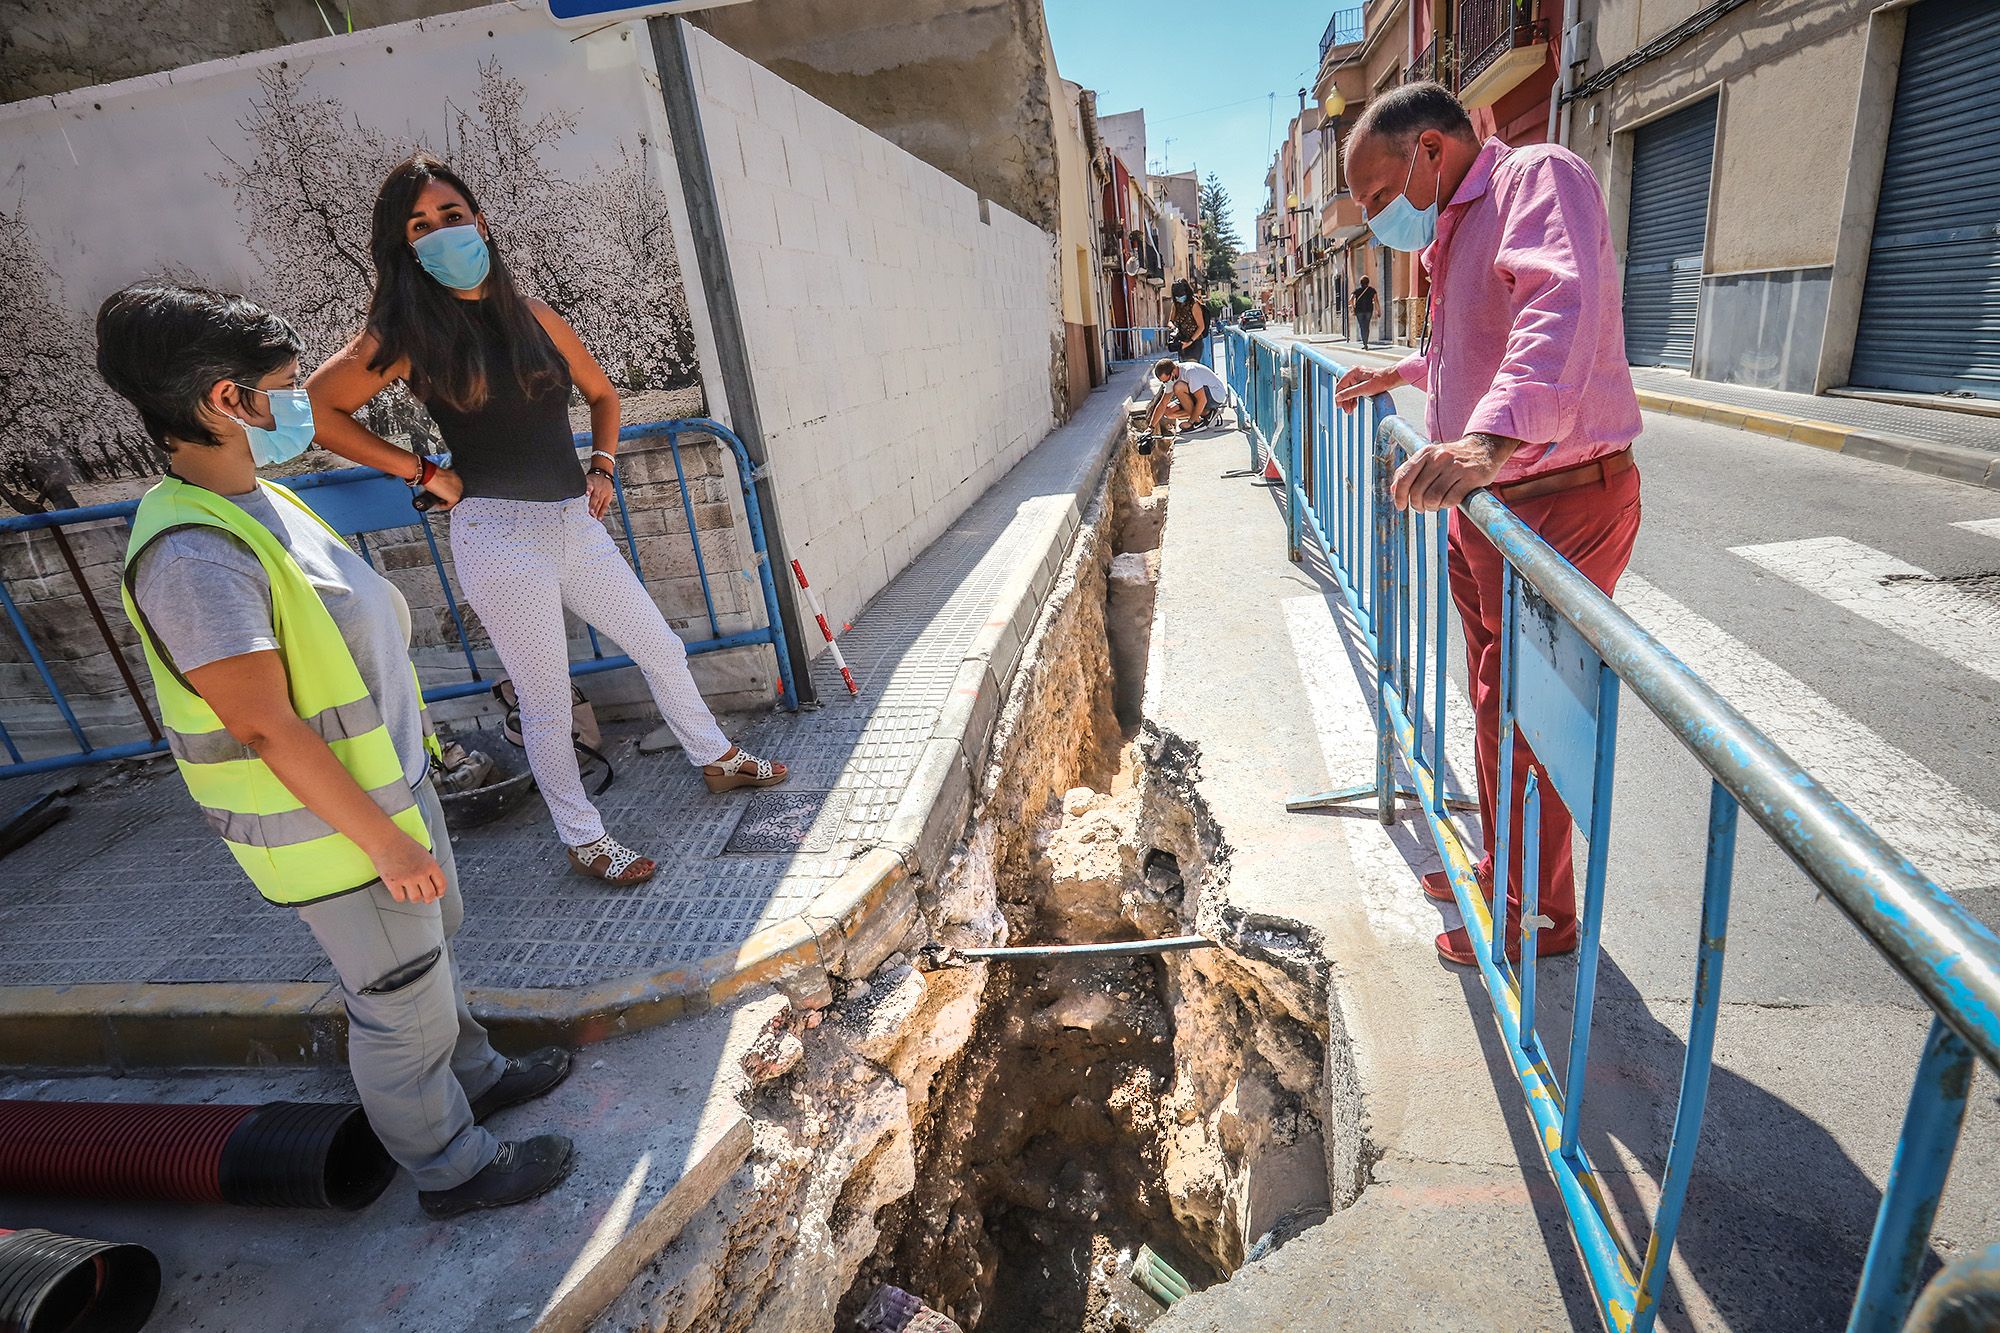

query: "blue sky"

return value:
[1044, 1, 1334, 248]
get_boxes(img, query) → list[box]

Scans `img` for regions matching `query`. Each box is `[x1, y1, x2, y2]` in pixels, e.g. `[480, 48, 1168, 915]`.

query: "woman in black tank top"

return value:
[308, 155, 787, 887]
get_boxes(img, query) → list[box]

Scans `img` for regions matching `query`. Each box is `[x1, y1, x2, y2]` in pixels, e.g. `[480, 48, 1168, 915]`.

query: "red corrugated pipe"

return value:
[0, 1227, 159, 1333]
[0, 1100, 393, 1211]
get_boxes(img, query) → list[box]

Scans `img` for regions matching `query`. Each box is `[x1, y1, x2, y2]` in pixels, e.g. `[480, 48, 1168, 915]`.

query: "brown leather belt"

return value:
[1491, 448, 1636, 505]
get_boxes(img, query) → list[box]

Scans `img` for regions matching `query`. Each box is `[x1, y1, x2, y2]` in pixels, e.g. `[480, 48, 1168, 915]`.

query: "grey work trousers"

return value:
[296, 779, 505, 1191]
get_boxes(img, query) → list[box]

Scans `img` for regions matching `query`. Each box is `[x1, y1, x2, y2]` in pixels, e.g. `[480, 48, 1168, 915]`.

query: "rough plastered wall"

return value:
[687, 25, 1059, 645]
[690, 0, 1060, 236]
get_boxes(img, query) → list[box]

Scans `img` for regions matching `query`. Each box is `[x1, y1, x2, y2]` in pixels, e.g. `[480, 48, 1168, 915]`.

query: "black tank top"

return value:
[419, 301, 585, 503]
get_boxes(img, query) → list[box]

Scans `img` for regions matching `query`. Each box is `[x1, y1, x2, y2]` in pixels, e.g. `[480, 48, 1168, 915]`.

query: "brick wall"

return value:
[687, 26, 1060, 644]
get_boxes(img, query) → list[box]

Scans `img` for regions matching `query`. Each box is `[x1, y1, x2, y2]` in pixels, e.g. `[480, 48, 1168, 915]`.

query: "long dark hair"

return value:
[363, 154, 564, 413]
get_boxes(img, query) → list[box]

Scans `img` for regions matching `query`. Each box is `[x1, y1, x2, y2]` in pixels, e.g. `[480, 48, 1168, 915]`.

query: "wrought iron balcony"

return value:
[1320, 7, 1365, 60]
[1456, 0, 1549, 93]
[1407, 34, 1458, 87]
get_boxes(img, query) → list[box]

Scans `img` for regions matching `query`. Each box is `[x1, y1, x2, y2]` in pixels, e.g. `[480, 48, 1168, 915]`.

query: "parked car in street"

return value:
[1239, 308, 1266, 330]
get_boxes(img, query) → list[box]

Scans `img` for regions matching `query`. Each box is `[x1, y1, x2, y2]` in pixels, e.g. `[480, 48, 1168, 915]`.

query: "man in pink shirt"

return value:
[1333, 83, 1643, 968]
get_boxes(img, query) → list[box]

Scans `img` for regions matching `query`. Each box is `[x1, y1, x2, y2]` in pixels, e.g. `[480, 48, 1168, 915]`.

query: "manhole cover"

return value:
[724, 790, 853, 855]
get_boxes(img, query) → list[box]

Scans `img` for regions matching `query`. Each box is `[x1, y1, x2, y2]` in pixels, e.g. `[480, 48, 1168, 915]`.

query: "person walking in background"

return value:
[1351, 273, 1378, 349]
[99, 282, 574, 1218]
[308, 155, 786, 889]
[1169, 278, 1210, 364]
[1333, 83, 1642, 969]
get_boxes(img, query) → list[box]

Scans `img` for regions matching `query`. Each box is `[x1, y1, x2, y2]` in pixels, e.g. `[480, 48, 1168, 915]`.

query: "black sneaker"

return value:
[468, 1047, 573, 1123]
[419, 1135, 575, 1219]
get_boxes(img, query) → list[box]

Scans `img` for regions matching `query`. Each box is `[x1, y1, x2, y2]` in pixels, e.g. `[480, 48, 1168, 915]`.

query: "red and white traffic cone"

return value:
[791, 558, 860, 696]
[1263, 449, 1284, 483]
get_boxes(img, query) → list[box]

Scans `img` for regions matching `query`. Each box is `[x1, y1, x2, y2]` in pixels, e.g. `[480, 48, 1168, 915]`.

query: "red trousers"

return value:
[1446, 463, 1641, 933]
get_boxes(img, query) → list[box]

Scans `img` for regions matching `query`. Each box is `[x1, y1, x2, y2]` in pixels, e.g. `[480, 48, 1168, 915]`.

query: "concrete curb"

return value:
[1633, 388, 2000, 490]
[0, 380, 1132, 1071]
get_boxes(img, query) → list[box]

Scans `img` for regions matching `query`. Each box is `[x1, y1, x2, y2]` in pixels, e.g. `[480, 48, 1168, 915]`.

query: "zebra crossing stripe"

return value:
[1619, 574, 2000, 893]
[1727, 535, 2000, 687]
[1951, 518, 2000, 541]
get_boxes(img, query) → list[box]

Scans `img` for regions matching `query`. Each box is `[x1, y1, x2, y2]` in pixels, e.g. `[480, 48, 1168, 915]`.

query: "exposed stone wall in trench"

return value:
[591, 438, 1148, 1333]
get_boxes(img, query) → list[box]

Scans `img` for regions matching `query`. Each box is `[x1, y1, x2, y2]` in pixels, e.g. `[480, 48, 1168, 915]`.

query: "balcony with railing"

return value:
[1320, 7, 1365, 60]
[1406, 34, 1458, 88]
[1454, 0, 1551, 104]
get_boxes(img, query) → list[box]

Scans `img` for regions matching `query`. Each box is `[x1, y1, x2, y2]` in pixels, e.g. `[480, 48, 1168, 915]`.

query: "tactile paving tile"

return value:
[0, 403, 1117, 994]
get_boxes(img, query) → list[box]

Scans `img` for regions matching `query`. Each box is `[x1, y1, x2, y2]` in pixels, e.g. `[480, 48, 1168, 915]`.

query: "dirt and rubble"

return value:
[592, 421, 1340, 1333]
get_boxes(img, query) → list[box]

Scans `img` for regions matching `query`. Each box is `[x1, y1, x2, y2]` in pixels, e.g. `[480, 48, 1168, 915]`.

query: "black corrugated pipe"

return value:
[0, 1101, 394, 1211]
[0, 1228, 159, 1333]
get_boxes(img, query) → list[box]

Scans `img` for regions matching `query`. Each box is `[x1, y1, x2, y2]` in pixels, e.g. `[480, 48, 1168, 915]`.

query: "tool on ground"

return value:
[790, 558, 859, 696]
[1135, 430, 1158, 456]
[0, 1228, 159, 1333]
[928, 936, 1216, 966]
[0, 1100, 394, 1211]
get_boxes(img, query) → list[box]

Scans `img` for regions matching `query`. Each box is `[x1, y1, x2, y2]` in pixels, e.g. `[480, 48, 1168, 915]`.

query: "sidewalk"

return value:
[0, 367, 1142, 1068]
[1145, 424, 1593, 1328]
[1298, 332, 2000, 489]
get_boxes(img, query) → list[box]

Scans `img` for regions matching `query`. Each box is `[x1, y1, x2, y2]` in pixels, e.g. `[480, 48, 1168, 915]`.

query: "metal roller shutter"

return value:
[1622, 96, 1718, 370]
[1850, 0, 2000, 399]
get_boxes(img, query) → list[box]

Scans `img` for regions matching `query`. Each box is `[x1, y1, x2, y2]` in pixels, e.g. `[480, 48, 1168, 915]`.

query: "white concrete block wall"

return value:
[687, 27, 1059, 649]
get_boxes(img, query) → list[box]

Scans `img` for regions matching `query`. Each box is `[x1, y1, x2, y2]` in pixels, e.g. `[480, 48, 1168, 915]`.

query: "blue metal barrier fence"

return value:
[1223, 326, 2000, 1332]
[0, 417, 797, 779]
[1104, 326, 1171, 365]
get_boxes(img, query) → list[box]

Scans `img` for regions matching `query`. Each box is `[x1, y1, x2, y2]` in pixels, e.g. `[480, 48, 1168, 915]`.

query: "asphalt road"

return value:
[1261, 327, 2000, 1329]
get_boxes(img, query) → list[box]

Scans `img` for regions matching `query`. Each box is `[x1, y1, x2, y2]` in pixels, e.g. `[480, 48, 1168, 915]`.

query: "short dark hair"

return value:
[1345, 81, 1477, 164]
[1153, 357, 1180, 378]
[96, 282, 302, 450]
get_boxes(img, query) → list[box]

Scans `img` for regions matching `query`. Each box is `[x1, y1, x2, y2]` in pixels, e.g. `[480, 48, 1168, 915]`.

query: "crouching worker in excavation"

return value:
[1147, 357, 1228, 437]
[98, 282, 575, 1219]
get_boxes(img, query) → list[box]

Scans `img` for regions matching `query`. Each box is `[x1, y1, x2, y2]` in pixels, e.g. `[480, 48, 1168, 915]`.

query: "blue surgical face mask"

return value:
[230, 384, 316, 467]
[411, 224, 492, 290]
[1366, 140, 1441, 253]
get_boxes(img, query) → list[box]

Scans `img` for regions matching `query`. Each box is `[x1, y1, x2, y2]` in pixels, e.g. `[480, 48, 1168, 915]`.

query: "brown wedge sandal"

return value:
[703, 746, 789, 794]
[566, 834, 656, 886]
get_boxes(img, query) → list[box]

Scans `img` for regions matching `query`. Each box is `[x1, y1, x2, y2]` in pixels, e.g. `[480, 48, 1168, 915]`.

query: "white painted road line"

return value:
[1952, 517, 2000, 542]
[1729, 536, 2000, 686]
[1618, 574, 2000, 893]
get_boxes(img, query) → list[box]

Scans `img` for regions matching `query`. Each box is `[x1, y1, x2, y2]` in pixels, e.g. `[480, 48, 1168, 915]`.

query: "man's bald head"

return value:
[1344, 81, 1477, 166]
[1343, 82, 1482, 224]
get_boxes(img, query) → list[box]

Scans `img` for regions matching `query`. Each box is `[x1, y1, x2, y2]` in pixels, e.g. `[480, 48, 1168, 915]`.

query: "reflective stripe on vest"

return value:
[166, 696, 388, 766]
[120, 477, 431, 906]
[200, 774, 419, 848]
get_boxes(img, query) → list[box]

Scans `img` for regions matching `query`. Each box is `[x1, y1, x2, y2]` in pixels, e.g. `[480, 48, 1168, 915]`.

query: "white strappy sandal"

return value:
[566, 833, 656, 886]
[702, 746, 789, 793]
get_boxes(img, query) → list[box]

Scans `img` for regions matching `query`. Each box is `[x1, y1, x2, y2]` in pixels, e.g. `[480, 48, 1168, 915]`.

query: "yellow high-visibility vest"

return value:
[121, 476, 432, 905]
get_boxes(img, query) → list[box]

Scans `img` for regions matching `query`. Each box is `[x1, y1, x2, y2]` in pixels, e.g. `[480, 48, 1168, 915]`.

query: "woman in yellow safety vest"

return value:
[99, 281, 572, 1220]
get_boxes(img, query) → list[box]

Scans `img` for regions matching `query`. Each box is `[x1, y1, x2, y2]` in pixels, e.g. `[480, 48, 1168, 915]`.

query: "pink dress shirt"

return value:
[1393, 138, 1641, 483]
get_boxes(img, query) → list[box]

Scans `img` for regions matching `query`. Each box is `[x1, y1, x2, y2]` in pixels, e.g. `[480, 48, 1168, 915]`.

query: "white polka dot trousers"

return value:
[449, 496, 733, 847]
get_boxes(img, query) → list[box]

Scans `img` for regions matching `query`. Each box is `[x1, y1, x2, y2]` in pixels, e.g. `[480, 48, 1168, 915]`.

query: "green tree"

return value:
[1198, 173, 1242, 285]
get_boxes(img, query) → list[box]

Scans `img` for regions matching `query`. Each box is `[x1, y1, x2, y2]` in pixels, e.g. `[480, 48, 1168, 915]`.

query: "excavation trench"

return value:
[837, 425, 1333, 1332]
[598, 418, 1340, 1333]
